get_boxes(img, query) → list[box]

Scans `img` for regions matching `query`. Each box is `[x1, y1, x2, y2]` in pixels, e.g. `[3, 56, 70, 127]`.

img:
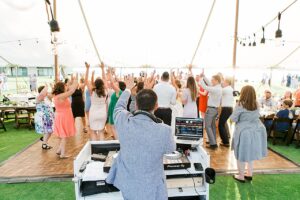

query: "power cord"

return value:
[185, 169, 201, 196]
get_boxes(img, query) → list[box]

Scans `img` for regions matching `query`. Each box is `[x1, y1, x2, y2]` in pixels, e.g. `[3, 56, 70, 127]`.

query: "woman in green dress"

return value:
[107, 68, 126, 139]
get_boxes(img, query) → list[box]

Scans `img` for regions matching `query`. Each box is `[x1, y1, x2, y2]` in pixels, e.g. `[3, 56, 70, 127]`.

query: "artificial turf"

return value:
[0, 121, 39, 163]
[0, 181, 75, 200]
[268, 141, 300, 164]
[210, 174, 300, 200]
[0, 174, 300, 200]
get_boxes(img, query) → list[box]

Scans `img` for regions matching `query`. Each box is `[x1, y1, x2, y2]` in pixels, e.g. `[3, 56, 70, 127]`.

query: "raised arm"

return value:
[113, 90, 133, 133]
[57, 74, 78, 100]
[108, 67, 120, 94]
[188, 64, 193, 77]
[37, 85, 48, 102]
[100, 62, 108, 89]
[84, 62, 90, 88]
[87, 70, 95, 95]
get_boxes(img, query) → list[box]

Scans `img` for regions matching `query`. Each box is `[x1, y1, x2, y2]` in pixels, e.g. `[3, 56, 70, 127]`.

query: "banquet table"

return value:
[0, 105, 36, 128]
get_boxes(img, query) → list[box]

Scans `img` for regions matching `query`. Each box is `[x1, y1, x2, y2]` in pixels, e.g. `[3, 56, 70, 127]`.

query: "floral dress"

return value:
[34, 98, 54, 134]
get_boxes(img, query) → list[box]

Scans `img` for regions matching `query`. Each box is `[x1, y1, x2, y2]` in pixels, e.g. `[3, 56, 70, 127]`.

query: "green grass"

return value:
[0, 181, 75, 200]
[268, 141, 300, 165]
[0, 121, 39, 163]
[210, 174, 300, 200]
[0, 174, 299, 200]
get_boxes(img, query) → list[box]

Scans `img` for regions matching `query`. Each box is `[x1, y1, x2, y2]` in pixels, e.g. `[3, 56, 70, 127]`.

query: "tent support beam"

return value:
[232, 0, 239, 89]
[54, 0, 59, 82]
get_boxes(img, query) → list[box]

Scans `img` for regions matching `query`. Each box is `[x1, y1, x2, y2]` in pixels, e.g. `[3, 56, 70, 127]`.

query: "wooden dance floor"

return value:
[0, 121, 299, 181]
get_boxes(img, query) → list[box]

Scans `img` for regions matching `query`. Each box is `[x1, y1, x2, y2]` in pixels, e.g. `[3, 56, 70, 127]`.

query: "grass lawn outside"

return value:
[0, 121, 39, 164]
[268, 141, 300, 165]
[0, 181, 75, 200]
[0, 174, 300, 200]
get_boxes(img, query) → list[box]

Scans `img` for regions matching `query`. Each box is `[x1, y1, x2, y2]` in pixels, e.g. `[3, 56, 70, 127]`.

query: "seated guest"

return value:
[294, 84, 300, 107]
[106, 82, 176, 200]
[274, 99, 294, 132]
[231, 85, 267, 183]
[153, 72, 177, 126]
[259, 89, 276, 110]
[278, 90, 293, 108]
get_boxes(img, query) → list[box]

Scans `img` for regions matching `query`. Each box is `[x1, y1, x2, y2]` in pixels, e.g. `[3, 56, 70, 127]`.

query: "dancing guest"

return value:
[87, 62, 108, 141]
[71, 64, 89, 133]
[107, 68, 126, 139]
[182, 76, 198, 118]
[52, 75, 78, 159]
[196, 74, 208, 119]
[199, 74, 222, 149]
[34, 84, 54, 150]
[128, 81, 144, 113]
[231, 85, 267, 183]
[170, 71, 184, 132]
[85, 86, 91, 120]
[153, 72, 177, 126]
[218, 77, 234, 147]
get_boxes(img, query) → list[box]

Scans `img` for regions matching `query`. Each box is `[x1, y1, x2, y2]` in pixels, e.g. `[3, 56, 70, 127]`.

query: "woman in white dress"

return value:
[182, 76, 198, 118]
[87, 62, 108, 141]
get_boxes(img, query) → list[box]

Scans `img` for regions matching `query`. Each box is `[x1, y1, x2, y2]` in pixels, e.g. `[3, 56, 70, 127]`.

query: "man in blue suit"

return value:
[106, 83, 176, 200]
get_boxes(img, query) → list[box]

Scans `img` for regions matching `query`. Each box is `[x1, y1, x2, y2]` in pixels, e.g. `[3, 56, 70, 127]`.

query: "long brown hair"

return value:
[239, 85, 257, 111]
[186, 77, 198, 101]
[52, 82, 65, 95]
[93, 78, 106, 98]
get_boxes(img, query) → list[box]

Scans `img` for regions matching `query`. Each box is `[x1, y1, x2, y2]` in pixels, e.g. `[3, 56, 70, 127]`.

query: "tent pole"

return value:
[54, 0, 59, 82]
[232, 0, 240, 89]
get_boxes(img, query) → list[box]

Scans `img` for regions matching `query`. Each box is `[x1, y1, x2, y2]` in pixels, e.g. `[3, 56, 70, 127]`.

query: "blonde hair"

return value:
[239, 85, 257, 111]
[224, 77, 232, 86]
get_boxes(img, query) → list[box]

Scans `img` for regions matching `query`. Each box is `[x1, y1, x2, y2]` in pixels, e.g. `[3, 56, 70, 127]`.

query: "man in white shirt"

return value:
[153, 72, 177, 126]
[218, 77, 234, 147]
[199, 74, 222, 149]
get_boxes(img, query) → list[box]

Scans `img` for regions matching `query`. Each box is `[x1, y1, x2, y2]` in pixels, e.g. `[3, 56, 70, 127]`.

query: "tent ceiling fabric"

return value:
[0, 0, 299, 69]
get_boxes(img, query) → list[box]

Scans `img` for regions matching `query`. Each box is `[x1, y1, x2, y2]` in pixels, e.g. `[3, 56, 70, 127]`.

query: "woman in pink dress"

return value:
[52, 76, 78, 159]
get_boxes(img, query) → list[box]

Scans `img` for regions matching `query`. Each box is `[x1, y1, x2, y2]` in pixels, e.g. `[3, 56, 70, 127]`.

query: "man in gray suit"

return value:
[106, 84, 176, 200]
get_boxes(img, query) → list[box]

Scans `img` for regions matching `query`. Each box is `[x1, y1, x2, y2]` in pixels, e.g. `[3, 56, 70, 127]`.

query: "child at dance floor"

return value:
[34, 84, 54, 150]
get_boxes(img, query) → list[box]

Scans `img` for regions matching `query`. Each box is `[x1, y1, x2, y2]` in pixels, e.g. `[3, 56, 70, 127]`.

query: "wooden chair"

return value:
[14, 108, 35, 129]
[291, 119, 300, 148]
[0, 110, 6, 131]
[269, 118, 293, 145]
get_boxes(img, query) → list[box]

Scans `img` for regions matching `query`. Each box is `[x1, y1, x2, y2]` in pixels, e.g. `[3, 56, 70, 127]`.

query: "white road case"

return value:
[73, 140, 210, 200]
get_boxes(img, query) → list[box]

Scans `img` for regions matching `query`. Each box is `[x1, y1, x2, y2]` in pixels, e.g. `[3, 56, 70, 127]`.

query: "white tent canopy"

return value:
[0, 0, 299, 69]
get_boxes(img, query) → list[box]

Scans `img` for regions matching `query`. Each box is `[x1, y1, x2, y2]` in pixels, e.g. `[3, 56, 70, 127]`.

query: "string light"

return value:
[248, 36, 252, 46]
[238, 0, 298, 47]
[261, 27, 266, 44]
[252, 33, 256, 46]
[275, 12, 282, 38]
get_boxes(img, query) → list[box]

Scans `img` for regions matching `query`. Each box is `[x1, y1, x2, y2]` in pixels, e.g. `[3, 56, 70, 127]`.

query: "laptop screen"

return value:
[175, 117, 203, 138]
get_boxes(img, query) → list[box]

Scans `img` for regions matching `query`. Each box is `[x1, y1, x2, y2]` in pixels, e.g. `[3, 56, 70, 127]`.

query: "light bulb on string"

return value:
[248, 36, 251, 46]
[275, 12, 282, 38]
[261, 27, 266, 44]
[252, 33, 256, 46]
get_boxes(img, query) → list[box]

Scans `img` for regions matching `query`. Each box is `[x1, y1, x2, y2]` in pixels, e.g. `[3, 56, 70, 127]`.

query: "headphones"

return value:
[133, 110, 163, 124]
